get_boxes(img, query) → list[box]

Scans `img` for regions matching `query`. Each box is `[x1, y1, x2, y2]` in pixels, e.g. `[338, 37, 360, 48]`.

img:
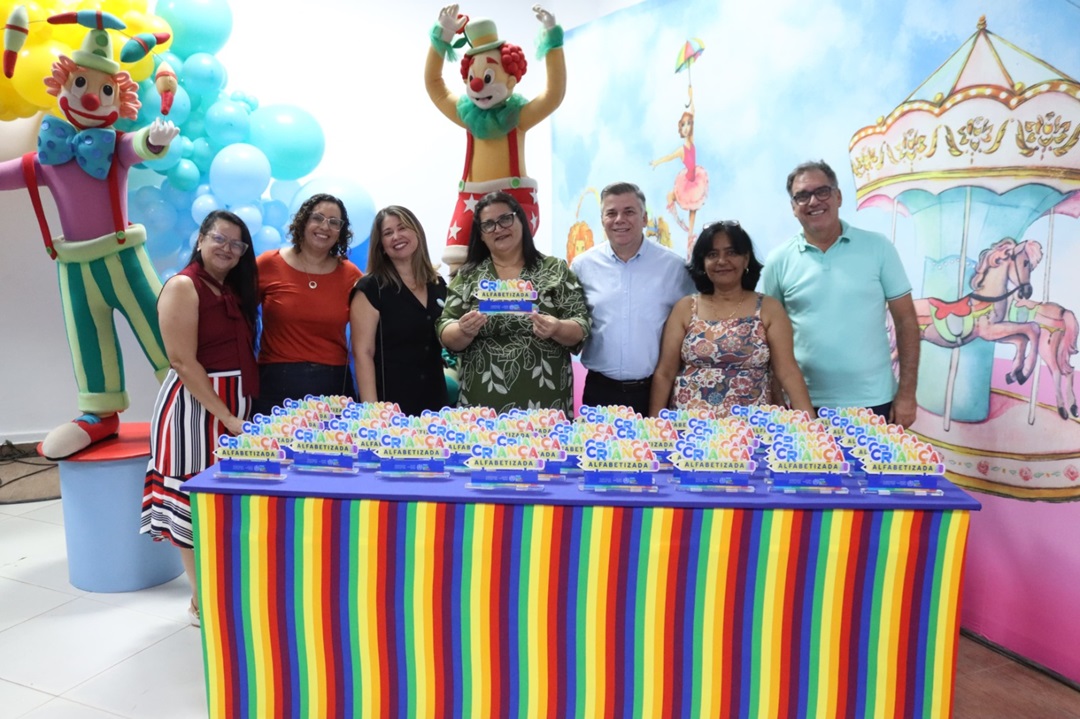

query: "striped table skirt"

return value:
[192, 494, 970, 719]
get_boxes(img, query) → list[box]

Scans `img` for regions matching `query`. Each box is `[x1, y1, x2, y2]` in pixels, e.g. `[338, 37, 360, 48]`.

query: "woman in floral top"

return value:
[438, 192, 591, 415]
[649, 221, 812, 417]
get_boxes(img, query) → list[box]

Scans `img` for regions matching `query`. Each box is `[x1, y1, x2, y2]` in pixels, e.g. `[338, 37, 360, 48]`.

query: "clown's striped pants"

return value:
[53, 224, 169, 414]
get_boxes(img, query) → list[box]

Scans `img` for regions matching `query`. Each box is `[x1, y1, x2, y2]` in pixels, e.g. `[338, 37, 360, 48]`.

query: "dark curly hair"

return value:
[287, 193, 353, 258]
[688, 221, 763, 293]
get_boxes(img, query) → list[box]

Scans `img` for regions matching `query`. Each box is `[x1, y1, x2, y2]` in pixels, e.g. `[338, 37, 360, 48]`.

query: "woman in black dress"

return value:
[350, 205, 448, 415]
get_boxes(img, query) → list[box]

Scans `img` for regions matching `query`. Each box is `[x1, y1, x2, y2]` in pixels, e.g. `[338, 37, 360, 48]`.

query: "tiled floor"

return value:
[0, 499, 206, 718]
[2, 496, 1079, 718]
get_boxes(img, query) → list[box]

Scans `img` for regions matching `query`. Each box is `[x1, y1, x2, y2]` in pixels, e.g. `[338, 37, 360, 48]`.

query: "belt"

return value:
[589, 371, 652, 389]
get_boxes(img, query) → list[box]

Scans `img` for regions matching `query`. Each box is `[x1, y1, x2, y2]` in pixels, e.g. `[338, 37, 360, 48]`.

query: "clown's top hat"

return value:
[464, 18, 505, 56]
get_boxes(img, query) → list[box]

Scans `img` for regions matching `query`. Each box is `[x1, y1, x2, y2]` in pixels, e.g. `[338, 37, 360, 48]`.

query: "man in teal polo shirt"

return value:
[761, 160, 920, 427]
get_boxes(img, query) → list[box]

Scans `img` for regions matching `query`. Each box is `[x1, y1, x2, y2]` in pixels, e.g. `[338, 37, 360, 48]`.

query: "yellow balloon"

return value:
[120, 9, 148, 35]
[125, 51, 153, 82]
[10, 39, 71, 110]
[103, 0, 141, 17]
[0, 75, 40, 119]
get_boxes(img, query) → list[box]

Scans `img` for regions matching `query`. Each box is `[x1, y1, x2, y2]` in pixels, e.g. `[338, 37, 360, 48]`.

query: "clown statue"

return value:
[0, 11, 178, 459]
[425, 3, 566, 269]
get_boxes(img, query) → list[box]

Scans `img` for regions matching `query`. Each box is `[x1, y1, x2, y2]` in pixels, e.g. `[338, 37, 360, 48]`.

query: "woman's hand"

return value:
[222, 415, 245, 436]
[458, 310, 488, 339]
[530, 312, 559, 339]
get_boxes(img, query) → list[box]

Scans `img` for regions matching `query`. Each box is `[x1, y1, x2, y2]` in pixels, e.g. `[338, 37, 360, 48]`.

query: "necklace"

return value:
[710, 292, 747, 320]
[295, 250, 325, 290]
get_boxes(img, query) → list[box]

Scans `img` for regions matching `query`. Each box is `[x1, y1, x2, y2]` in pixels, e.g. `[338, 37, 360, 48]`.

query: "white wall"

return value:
[0, 0, 639, 443]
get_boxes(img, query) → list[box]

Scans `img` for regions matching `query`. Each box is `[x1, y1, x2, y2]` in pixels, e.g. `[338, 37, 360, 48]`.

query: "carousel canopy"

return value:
[849, 16, 1080, 202]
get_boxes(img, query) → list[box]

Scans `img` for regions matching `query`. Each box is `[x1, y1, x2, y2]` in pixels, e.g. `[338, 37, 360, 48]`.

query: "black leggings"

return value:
[251, 362, 356, 417]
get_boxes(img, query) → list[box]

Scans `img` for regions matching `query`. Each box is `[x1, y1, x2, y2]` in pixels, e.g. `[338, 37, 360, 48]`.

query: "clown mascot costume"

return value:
[0, 10, 178, 459]
[425, 4, 566, 269]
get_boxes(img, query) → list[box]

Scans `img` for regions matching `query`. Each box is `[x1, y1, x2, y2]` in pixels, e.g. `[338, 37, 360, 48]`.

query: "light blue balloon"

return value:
[209, 143, 271, 207]
[156, 0, 234, 59]
[262, 199, 290, 229]
[144, 201, 181, 240]
[168, 159, 202, 192]
[133, 184, 163, 210]
[191, 192, 221, 224]
[270, 179, 300, 205]
[160, 178, 195, 208]
[252, 226, 283, 255]
[249, 104, 325, 181]
[149, 244, 185, 281]
[180, 53, 226, 101]
[181, 110, 206, 140]
[190, 138, 214, 174]
[204, 99, 250, 146]
[231, 203, 263, 233]
[196, 183, 212, 196]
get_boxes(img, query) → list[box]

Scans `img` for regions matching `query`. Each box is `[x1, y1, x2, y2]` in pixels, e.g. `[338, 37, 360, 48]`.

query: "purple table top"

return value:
[186, 466, 981, 512]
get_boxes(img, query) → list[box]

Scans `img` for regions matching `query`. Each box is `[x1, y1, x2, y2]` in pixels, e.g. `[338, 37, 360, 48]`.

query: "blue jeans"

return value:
[251, 362, 356, 416]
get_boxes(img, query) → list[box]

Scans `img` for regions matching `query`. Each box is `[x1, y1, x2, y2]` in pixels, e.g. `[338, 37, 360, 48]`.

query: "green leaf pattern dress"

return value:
[438, 256, 591, 415]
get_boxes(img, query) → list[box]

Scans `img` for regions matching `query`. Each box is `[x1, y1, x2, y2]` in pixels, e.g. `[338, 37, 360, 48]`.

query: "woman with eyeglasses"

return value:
[649, 221, 813, 417]
[437, 192, 591, 415]
[349, 206, 449, 415]
[253, 193, 363, 415]
[142, 210, 259, 626]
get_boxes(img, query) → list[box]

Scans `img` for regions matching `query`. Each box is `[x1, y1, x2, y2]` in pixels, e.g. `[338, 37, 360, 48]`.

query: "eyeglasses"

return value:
[205, 232, 248, 255]
[479, 212, 517, 234]
[703, 220, 741, 231]
[309, 213, 344, 231]
[791, 186, 836, 206]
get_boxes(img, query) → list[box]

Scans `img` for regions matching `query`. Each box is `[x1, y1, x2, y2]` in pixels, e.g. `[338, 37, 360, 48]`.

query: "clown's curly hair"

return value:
[44, 57, 140, 120]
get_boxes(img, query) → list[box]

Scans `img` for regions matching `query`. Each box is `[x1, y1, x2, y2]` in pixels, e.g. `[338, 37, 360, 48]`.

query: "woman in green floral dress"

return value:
[438, 192, 591, 415]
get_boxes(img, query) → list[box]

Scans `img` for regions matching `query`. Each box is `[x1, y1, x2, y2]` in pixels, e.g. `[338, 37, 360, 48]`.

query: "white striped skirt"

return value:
[140, 369, 250, 549]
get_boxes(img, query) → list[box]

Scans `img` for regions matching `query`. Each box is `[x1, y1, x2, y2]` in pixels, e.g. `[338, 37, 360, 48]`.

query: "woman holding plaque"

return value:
[141, 210, 259, 626]
[350, 205, 448, 415]
[438, 192, 591, 415]
[649, 220, 812, 417]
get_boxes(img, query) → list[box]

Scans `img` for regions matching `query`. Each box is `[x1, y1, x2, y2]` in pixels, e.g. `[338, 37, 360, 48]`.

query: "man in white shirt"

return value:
[571, 182, 695, 414]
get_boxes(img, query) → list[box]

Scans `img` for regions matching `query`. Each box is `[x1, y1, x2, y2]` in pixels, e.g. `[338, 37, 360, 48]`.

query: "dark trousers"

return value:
[251, 362, 356, 417]
[582, 371, 653, 416]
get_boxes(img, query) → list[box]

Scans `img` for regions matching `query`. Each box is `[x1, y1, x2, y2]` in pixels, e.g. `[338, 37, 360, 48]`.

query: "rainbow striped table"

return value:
[186, 470, 979, 719]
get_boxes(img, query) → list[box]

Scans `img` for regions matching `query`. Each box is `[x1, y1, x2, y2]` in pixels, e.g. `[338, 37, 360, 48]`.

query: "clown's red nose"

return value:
[81, 94, 100, 111]
[470, 77, 484, 92]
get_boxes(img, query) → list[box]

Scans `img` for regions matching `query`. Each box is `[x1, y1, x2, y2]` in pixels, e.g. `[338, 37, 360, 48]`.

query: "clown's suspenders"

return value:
[20, 135, 128, 260]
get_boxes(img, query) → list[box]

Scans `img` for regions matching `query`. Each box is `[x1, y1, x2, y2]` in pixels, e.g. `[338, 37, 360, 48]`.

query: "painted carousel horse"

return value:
[997, 241, 1078, 419]
[914, 237, 1042, 387]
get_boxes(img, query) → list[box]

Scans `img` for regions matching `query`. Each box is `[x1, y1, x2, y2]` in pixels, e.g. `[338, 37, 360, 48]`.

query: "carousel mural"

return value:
[849, 17, 1080, 500]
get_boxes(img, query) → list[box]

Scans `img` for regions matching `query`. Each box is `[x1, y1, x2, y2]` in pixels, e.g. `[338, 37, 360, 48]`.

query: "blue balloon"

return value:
[190, 138, 214, 174]
[168, 159, 202, 192]
[347, 238, 370, 273]
[191, 192, 221, 224]
[160, 178, 196, 208]
[209, 143, 271, 207]
[181, 110, 206, 140]
[156, 0, 234, 59]
[231, 203, 263, 233]
[180, 53, 226, 101]
[262, 199, 289, 229]
[252, 226, 284, 255]
[249, 104, 325, 181]
[133, 184, 163, 210]
[269, 179, 300, 205]
[204, 99, 250, 146]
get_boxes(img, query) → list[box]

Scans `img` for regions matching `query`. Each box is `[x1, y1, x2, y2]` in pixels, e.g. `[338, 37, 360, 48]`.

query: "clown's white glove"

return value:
[533, 4, 556, 30]
[438, 4, 464, 42]
[148, 118, 179, 148]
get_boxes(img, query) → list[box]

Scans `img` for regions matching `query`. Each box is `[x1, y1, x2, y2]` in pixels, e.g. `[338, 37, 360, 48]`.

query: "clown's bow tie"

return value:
[37, 117, 116, 180]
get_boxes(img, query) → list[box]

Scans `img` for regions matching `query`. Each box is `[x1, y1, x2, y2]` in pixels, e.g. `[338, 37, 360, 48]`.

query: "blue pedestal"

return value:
[55, 426, 184, 593]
